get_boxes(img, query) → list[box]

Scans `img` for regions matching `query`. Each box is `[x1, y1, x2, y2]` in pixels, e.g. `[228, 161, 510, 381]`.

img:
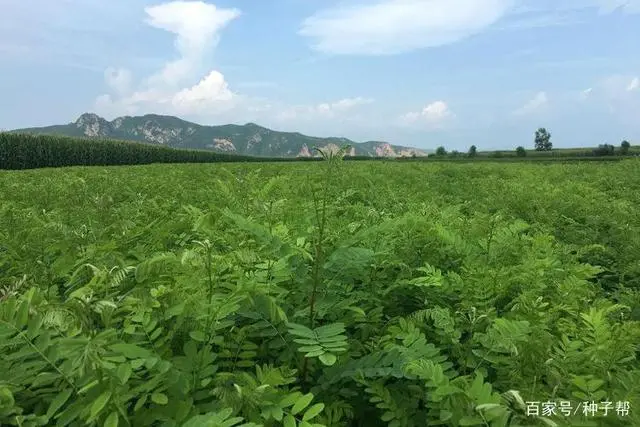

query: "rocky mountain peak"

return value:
[75, 113, 109, 137]
[75, 113, 102, 125]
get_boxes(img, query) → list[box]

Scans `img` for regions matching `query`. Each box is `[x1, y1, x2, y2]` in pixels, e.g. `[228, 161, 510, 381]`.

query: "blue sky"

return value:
[1, 0, 639, 150]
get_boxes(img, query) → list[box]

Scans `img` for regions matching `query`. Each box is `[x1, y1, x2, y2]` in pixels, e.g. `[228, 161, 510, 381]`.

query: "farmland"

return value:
[1, 156, 640, 426]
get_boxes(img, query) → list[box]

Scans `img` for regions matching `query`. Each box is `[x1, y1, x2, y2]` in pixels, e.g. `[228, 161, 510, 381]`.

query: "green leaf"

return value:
[324, 247, 375, 278]
[109, 343, 151, 359]
[318, 353, 337, 366]
[321, 341, 346, 349]
[440, 410, 453, 421]
[302, 403, 325, 421]
[272, 406, 284, 421]
[476, 404, 502, 412]
[104, 411, 119, 427]
[116, 363, 132, 384]
[539, 418, 559, 427]
[304, 349, 325, 358]
[134, 395, 148, 412]
[151, 392, 168, 405]
[26, 313, 42, 339]
[291, 393, 314, 415]
[165, 302, 185, 318]
[90, 391, 112, 419]
[280, 392, 302, 408]
[189, 331, 206, 342]
[298, 345, 323, 353]
[314, 323, 345, 337]
[284, 414, 296, 427]
[131, 359, 145, 369]
[78, 380, 99, 394]
[317, 335, 347, 344]
[16, 300, 29, 328]
[587, 379, 605, 390]
[572, 391, 589, 400]
[293, 338, 318, 345]
[459, 416, 484, 425]
[55, 401, 84, 426]
[46, 388, 73, 419]
[381, 412, 395, 422]
[149, 327, 163, 341]
[572, 376, 589, 391]
[287, 323, 315, 338]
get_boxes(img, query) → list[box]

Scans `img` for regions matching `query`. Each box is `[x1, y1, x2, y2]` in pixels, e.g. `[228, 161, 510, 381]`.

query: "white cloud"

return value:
[399, 101, 454, 127]
[298, 0, 640, 56]
[92, 3, 375, 128]
[494, 12, 586, 30]
[513, 91, 548, 115]
[593, 0, 640, 14]
[581, 75, 640, 121]
[171, 70, 236, 113]
[95, 1, 241, 118]
[599, 74, 640, 98]
[299, 0, 516, 55]
[144, 1, 240, 88]
[276, 97, 374, 121]
[511, 0, 640, 15]
[328, 97, 374, 111]
[579, 87, 593, 101]
[572, 75, 640, 123]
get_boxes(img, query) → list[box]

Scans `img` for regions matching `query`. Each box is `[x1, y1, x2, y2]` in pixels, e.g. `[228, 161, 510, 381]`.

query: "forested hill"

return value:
[11, 113, 428, 158]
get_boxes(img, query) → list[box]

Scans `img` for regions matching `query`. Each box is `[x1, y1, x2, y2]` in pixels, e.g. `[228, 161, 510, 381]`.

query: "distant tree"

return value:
[593, 143, 615, 156]
[516, 146, 527, 157]
[449, 150, 461, 158]
[435, 146, 447, 156]
[621, 140, 631, 155]
[534, 128, 552, 151]
[490, 151, 503, 158]
[468, 145, 477, 157]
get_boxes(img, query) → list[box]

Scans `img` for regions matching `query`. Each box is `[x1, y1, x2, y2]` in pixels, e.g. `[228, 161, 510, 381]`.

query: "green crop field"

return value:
[1, 155, 640, 426]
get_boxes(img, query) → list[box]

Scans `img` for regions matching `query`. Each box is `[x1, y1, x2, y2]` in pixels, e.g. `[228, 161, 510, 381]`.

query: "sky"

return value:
[1, 0, 639, 151]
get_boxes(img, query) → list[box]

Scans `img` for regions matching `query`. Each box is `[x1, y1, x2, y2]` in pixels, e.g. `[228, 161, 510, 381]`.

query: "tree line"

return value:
[431, 127, 634, 158]
[0, 130, 636, 170]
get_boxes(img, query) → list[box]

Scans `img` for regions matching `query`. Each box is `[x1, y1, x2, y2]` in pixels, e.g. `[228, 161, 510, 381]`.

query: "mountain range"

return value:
[10, 113, 429, 158]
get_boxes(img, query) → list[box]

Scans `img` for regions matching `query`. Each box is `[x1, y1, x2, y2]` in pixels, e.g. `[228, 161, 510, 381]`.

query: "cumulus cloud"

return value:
[399, 101, 454, 127]
[172, 70, 235, 113]
[627, 77, 639, 91]
[275, 97, 374, 121]
[95, 1, 241, 118]
[144, 1, 240, 87]
[299, 0, 516, 55]
[513, 91, 548, 115]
